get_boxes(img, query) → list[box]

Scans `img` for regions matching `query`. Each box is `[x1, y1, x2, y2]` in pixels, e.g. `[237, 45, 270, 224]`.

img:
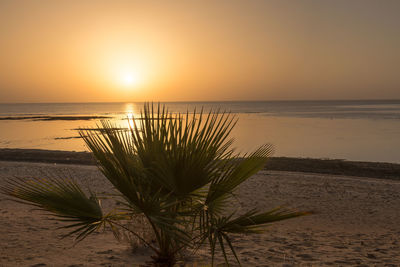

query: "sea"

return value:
[1, 100, 400, 163]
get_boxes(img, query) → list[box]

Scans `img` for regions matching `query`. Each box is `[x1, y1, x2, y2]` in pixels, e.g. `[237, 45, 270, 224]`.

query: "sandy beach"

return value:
[1, 157, 400, 266]
[2, 0, 400, 265]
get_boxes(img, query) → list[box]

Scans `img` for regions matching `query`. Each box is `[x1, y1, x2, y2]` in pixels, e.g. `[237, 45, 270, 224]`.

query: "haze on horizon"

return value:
[1, 0, 399, 103]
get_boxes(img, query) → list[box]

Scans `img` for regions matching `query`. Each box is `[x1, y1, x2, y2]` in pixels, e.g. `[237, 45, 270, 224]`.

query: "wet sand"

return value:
[0, 116, 111, 121]
[1, 159, 399, 266]
[1, 148, 399, 180]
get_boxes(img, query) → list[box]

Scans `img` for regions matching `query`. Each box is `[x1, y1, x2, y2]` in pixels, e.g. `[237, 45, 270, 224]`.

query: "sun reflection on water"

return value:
[123, 103, 141, 130]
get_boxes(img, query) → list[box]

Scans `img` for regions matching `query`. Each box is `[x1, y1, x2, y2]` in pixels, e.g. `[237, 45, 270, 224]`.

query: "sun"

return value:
[118, 69, 142, 88]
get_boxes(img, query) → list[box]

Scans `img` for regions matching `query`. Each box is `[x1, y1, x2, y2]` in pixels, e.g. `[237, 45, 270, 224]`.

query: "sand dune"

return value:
[1, 161, 399, 266]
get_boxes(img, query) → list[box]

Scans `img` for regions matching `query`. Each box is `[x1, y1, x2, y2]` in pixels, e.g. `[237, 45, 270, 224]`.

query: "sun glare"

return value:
[119, 70, 141, 88]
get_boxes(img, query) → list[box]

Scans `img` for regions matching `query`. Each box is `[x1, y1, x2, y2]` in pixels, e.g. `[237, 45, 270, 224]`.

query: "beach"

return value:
[1, 151, 400, 266]
[2, 0, 400, 265]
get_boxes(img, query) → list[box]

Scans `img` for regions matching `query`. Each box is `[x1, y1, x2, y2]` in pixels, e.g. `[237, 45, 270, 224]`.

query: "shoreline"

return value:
[1, 148, 399, 180]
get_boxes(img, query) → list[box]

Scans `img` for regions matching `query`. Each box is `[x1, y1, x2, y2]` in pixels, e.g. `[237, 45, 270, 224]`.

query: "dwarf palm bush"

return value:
[1, 103, 308, 266]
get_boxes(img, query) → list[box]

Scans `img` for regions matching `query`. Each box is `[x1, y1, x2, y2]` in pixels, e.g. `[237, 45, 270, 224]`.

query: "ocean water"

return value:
[1, 100, 400, 163]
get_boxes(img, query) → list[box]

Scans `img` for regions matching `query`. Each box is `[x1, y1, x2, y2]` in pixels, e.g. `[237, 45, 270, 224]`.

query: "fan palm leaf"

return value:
[0, 177, 106, 241]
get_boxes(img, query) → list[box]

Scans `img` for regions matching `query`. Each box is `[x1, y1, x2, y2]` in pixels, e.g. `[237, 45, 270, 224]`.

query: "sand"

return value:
[2, 149, 400, 180]
[1, 160, 400, 266]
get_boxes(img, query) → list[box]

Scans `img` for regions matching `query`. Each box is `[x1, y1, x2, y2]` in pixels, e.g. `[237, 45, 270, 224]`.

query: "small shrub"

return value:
[1, 103, 309, 266]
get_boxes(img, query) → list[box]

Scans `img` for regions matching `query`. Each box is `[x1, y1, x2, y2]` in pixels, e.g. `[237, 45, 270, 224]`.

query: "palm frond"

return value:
[205, 144, 274, 212]
[206, 208, 310, 266]
[218, 207, 311, 234]
[0, 177, 105, 241]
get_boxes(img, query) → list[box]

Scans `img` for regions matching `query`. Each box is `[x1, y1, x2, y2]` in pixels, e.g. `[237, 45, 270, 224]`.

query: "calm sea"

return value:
[1, 100, 400, 163]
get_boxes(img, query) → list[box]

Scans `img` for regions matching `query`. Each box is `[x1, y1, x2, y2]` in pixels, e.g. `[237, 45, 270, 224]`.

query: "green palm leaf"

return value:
[206, 208, 310, 266]
[0, 177, 105, 241]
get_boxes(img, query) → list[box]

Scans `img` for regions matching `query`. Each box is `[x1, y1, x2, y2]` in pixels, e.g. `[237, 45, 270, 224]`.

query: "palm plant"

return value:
[1, 103, 309, 266]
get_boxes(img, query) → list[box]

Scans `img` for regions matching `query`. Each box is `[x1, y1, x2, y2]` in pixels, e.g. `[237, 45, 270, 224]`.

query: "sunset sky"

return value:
[1, 0, 399, 103]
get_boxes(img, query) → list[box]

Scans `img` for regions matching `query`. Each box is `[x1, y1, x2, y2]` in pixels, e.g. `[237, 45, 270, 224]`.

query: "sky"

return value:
[0, 0, 399, 103]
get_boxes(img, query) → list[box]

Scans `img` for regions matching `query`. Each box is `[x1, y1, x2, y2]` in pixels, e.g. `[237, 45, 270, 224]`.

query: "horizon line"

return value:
[1, 98, 400, 105]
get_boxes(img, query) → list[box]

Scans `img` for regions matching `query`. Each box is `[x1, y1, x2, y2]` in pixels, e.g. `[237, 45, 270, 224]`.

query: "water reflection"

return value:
[0, 111, 399, 163]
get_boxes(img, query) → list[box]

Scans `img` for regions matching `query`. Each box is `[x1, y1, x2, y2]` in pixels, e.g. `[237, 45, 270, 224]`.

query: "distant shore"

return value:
[1, 148, 399, 180]
[0, 115, 112, 121]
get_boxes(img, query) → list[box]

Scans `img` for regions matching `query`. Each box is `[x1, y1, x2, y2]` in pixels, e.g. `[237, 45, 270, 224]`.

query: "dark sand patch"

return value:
[0, 148, 399, 180]
[54, 136, 81, 140]
[0, 116, 111, 121]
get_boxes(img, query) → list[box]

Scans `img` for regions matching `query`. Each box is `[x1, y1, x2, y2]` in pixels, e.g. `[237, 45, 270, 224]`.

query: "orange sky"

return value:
[1, 0, 400, 103]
